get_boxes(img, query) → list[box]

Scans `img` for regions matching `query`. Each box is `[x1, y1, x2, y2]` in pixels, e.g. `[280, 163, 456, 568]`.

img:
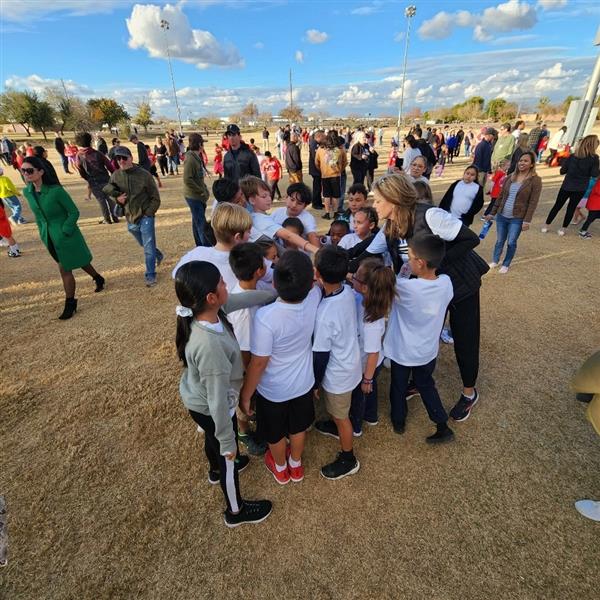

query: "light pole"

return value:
[396, 5, 417, 144]
[160, 19, 183, 133]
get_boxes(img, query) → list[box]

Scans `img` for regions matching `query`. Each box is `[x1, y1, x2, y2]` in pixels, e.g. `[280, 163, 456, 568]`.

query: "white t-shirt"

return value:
[313, 285, 362, 394]
[450, 180, 478, 219]
[403, 147, 422, 170]
[338, 232, 366, 250]
[250, 212, 281, 242]
[354, 291, 385, 369]
[512, 129, 522, 140]
[271, 207, 317, 235]
[383, 275, 453, 367]
[228, 282, 258, 352]
[251, 286, 321, 402]
[172, 246, 238, 292]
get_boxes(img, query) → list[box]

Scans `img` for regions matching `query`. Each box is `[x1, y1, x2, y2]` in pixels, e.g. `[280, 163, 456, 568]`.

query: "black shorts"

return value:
[322, 177, 341, 199]
[256, 390, 315, 444]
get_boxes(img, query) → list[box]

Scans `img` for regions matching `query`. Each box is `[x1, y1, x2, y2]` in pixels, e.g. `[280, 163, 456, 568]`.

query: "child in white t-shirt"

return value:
[240, 176, 319, 253]
[338, 206, 378, 253]
[349, 258, 396, 436]
[383, 234, 455, 443]
[313, 245, 362, 480]
[337, 183, 368, 232]
[271, 183, 320, 248]
[240, 251, 320, 485]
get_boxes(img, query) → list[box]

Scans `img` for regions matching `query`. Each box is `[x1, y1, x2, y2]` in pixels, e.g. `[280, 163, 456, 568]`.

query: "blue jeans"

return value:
[493, 213, 523, 267]
[185, 198, 209, 247]
[337, 172, 347, 212]
[127, 216, 163, 281]
[2, 195, 22, 222]
[168, 155, 179, 174]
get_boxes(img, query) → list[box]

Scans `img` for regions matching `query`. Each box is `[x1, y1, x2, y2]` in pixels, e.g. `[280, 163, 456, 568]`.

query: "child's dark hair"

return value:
[273, 250, 313, 302]
[315, 245, 349, 284]
[348, 183, 368, 198]
[212, 178, 240, 203]
[412, 181, 433, 204]
[256, 237, 278, 257]
[329, 219, 350, 235]
[356, 206, 378, 228]
[356, 258, 396, 322]
[229, 242, 264, 282]
[408, 234, 446, 269]
[282, 216, 304, 236]
[286, 182, 312, 205]
[264, 151, 272, 157]
[465, 164, 480, 178]
[175, 261, 231, 367]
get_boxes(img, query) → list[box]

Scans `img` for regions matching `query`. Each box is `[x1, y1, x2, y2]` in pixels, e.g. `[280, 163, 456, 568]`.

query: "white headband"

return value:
[176, 305, 193, 318]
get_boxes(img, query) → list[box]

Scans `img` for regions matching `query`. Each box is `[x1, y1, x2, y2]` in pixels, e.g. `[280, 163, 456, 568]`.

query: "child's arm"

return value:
[276, 227, 319, 253]
[204, 370, 238, 459]
[223, 289, 277, 314]
[239, 354, 270, 415]
[361, 352, 379, 394]
[313, 351, 330, 390]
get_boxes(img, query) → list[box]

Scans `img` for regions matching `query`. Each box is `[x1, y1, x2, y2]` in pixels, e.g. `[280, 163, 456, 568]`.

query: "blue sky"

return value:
[1, 0, 599, 118]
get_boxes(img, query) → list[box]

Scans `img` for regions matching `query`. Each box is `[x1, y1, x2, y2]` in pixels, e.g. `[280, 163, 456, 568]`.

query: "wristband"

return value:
[362, 378, 373, 384]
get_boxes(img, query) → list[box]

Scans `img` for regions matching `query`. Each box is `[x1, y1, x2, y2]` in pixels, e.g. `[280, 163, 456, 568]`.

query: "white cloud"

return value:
[390, 80, 415, 100]
[439, 82, 462, 94]
[539, 62, 578, 78]
[253, 42, 265, 49]
[305, 29, 329, 44]
[126, 3, 243, 69]
[4, 74, 93, 95]
[418, 1, 538, 43]
[351, 3, 382, 16]
[464, 83, 481, 97]
[1, 0, 127, 22]
[295, 50, 304, 64]
[415, 85, 433, 103]
[537, 0, 567, 9]
[393, 31, 405, 42]
[337, 85, 374, 105]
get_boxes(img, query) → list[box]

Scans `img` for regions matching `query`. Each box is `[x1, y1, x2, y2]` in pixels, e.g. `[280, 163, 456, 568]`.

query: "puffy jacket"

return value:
[183, 150, 209, 203]
[285, 142, 302, 172]
[223, 142, 261, 182]
[559, 154, 600, 192]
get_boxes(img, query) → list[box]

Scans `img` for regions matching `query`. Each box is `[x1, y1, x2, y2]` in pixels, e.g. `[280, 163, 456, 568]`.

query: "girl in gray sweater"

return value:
[175, 260, 273, 528]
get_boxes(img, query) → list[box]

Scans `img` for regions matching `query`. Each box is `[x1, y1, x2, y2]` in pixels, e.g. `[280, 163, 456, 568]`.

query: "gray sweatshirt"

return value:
[179, 290, 276, 456]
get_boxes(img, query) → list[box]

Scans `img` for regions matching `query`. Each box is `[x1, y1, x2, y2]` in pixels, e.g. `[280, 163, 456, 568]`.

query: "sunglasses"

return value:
[115, 155, 130, 161]
[21, 167, 36, 175]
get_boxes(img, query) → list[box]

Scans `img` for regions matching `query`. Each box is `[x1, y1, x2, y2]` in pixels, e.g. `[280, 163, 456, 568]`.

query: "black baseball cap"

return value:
[113, 146, 133, 158]
[225, 124, 241, 136]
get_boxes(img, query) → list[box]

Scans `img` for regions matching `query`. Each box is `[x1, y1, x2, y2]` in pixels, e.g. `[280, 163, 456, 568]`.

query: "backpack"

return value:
[417, 139, 437, 167]
[78, 149, 109, 183]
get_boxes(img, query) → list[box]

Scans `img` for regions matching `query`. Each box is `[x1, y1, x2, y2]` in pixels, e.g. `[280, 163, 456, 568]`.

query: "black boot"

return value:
[93, 274, 105, 293]
[58, 298, 77, 320]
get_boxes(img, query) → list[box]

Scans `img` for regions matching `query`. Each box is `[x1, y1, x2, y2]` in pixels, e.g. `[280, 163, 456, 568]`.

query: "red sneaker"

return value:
[264, 449, 290, 485]
[285, 446, 304, 482]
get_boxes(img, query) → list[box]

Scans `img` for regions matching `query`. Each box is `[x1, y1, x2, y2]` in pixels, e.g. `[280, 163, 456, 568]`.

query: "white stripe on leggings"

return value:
[224, 458, 239, 513]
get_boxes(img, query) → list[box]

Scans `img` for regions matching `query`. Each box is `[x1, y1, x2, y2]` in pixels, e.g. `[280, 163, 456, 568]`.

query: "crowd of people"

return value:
[1, 119, 599, 527]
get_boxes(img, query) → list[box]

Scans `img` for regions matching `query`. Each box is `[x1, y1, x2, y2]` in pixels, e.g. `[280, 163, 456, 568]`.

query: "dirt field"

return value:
[1, 134, 599, 600]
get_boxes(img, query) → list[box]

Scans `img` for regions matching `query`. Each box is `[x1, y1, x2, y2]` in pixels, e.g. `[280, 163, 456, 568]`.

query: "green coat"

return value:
[23, 183, 92, 271]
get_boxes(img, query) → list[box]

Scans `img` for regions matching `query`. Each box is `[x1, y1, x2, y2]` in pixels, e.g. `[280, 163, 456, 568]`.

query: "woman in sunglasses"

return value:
[21, 156, 105, 320]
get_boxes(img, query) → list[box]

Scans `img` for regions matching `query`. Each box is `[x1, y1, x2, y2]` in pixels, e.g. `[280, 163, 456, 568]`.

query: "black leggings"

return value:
[545, 188, 585, 228]
[581, 210, 600, 232]
[448, 292, 480, 389]
[270, 180, 281, 200]
[188, 410, 242, 514]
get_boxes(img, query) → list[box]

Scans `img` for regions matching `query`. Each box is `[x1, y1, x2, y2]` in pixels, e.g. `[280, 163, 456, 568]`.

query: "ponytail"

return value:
[176, 316, 194, 367]
[359, 258, 397, 322]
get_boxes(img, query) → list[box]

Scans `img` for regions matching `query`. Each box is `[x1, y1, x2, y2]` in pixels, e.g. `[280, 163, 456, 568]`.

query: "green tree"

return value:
[561, 95, 580, 112]
[29, 98, 55, 140]
[486, 98, 507, 120]
[0, 90, 38, 136]
[537, 96, 551, 116]
[45, 87, 73, 134]
[87, 98, 129, 128]
[134, 102, 153, 132]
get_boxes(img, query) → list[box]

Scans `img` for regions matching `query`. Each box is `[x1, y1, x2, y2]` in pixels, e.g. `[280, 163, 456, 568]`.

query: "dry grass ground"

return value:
[1, 135, 599, 600]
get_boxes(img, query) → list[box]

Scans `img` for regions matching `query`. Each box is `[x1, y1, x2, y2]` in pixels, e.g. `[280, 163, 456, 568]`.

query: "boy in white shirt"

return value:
[271, 183, 320, 248]
[383, 234, 455, 443]
[240, 251, 321, 485]
[239, 176, 319, 253]
[313, 246, 362, 480]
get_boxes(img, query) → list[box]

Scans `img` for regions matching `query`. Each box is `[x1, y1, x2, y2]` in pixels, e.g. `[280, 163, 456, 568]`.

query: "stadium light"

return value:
[160, 19, 184, 133]
[396, 5, 417, 144]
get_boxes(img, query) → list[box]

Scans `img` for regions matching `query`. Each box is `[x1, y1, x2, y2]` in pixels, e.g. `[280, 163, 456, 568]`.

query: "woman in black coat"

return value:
[350, 132, 369, 184]
[438, 165, 484, 226]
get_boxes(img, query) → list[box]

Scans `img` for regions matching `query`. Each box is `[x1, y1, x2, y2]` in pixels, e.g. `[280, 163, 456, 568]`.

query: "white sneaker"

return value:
[0, 238, 8, 247]
[488, 262, 498, 268]
[575, 500, 600, 522]
[440, 327, 454, 344]
[541, 227, 549, 233]
[558, 229, 565, 236]
[499, 266, 509, 274]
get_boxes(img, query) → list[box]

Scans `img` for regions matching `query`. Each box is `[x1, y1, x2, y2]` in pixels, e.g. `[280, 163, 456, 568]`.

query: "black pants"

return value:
[448, 291, 480, 389]
[188, 410, 242, 514]
[545, 149, 557, 165]
[59, 153, 70, 173]
[312, 174, 323, 208]
[157, 156, 168, 176]
[581, 210, 600, 232]
[389, 358, 448, 427]
[90, 182, 118, 223]
[545, 188, 585, 228]
[270, 180, 281, 200]
[351, 167, 366, 185]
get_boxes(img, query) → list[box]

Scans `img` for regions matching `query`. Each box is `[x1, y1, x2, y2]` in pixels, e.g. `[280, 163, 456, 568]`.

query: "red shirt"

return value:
[490, 169, 506, 198]
[586, 179, 600, 211]
[263, 157, 282, 181]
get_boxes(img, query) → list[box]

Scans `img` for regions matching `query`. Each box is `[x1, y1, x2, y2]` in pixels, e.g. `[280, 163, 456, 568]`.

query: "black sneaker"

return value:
[208, 470, 220, 485]
[426, 426, 455, 444]
[393, 421, 406, 435]
[449, 389, 479, 422]
[238, 431, 267, 456]
[224, 499, 273, 528]
[235, 454, 250, 472]
[320, 453, 360, 480]
[315, 419, 339, 440]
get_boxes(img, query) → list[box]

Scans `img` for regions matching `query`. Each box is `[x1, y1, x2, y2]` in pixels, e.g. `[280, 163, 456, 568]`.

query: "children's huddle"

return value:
[173, 194, 459, 528]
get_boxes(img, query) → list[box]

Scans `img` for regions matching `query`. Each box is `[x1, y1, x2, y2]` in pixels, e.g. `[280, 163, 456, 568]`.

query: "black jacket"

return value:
[350, 143, 367, 172]
[438, 180, 484, 226]
[223, 142, 261, 182]
[559, 154, 600, 192]
[136, 141, 151, 172]
[285, 142, 302, 172]
[54, 137, 65, 155]
[309, 138, 320, 177]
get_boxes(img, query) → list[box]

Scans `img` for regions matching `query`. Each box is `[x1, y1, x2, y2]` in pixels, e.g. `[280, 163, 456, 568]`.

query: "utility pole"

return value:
[160, 19, 183, 133]
[396, 5, 417, 144]
[289, 68, 293, 109]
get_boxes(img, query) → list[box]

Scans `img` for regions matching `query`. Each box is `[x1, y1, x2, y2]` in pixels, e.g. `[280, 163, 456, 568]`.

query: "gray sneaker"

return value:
[145, 278, 157, 288]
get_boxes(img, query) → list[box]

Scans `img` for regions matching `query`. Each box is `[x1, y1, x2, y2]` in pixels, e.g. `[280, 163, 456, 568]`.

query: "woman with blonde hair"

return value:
[486, 150, 542, 273]
[350, 131, 369, 185]
[350, 173, 488, 423]
[543, 134, 600, 235]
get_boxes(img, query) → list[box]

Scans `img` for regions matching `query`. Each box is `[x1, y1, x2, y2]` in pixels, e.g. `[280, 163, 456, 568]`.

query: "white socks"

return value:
[274, 461, 287, 473]
[288, 456, 301, 468]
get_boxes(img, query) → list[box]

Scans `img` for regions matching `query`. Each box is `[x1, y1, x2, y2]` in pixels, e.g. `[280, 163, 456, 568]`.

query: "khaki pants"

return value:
[289, 171, 303, 184]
